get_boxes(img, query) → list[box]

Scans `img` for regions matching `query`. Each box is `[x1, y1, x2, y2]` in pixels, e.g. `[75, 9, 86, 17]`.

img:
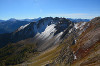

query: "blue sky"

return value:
[0, 0, 100, 20]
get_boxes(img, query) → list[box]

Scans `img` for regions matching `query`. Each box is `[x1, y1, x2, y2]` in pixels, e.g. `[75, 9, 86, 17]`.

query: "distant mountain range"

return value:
[0, 17, 41, 34]
[67, 18, 90, 22]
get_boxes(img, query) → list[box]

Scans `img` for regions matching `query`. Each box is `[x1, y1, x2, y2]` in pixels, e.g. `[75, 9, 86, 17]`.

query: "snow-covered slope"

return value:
[74, 22, 86, 30]
[36, 24, 56, 40]
[18, 23, 30, 31]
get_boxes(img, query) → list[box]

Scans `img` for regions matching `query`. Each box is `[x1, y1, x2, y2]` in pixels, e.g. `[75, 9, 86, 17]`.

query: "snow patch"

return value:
[75, 40, 77, 43]
[55, 32, 63, 39]
[36, 24, 56, 40]
[18, 23, 30, 31]
[54, 32, 63, 44]
[69, 29, 72, 33]
[74, 22, 86, 30]
[74, 23, 79, 29]
[74, 55, 77, 60]
[80, 22, 86, 30]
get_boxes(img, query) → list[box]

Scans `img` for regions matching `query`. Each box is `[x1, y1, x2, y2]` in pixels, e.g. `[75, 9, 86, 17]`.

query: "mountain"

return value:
[11, 17, 72, 51]
[7, 18, 17, 22]
[0, 17, 72, 49]
[0, 17, 100, 66]
[0, 18, 41, 34]
[68, 18, 90, 22]
[0, 20, 31, 34]
[0, 17, 73, 65]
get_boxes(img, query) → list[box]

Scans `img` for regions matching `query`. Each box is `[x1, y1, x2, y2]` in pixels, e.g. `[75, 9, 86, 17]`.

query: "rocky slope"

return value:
[47, 17, 100, 66]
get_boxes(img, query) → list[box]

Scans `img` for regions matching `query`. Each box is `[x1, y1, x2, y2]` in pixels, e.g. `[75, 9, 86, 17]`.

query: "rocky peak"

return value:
[11, 17, 73, 43]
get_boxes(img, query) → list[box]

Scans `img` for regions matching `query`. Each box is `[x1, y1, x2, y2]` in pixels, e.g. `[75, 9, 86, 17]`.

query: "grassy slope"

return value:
[17, 43, 65, 66]
[0, 40, 37, 66]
